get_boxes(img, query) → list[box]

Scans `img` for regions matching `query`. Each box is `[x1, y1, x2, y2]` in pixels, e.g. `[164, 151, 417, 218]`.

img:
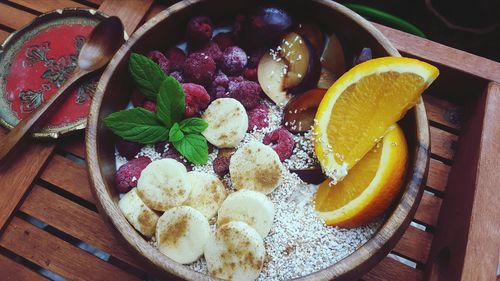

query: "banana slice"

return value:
[137, 158, 191, 211]
[185, 171, 227, 219]
[156, 206, 210, 264]
[229, 141, 283, 194]
[217, 190, 274, 238]
[205, 221, 265, 281]
[118, 188, 159, 237]
[202, 98, 248, 148]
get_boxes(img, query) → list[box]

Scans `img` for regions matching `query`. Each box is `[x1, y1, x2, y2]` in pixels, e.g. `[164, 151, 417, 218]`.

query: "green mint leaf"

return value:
[179, 118, 208, 134]
[172, 133, 208, 165]
[129, 53, 167, 100]
[169, 123, 184, 142]
[156, 76, 185, 128]
[103, 108, 169, 144]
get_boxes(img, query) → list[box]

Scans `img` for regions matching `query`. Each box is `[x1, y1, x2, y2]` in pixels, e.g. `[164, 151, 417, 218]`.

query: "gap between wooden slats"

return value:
[20, 184, 143, 271]
[362, 255, 422, 281]
[0, 2, 36, 30]
[393, 226, 433, 264]
[6, 0, 88, 14]
[0, 253, 48, 281]
[0, 217, 140, 281]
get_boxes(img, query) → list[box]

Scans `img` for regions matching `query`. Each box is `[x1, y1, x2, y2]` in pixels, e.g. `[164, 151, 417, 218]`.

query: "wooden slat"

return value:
[373, 22, 500, 84]
[424, 95, 462, 130]
[39, 154, 95, 203]
[0, 3, 36, 30]
[393, 226, 433, 264]
[363, 256, 422, 281]
[20, 185, 141, 269]
[426, 159, 450, 193]
[0, 29, 10, 43]
[97, 0, 154, 35]
[143, 2, 169, 22]
[82, 0, 104, 5]
[430, 126, 458, 161]
[0, 254, 48, 281]
[7, 0, 88, 13]
[58, 133, 86, 159]
[0, 217, 139, 281]
[414, 193, 442, 227]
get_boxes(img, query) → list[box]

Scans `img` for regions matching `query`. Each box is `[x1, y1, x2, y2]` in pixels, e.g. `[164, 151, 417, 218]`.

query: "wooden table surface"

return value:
[0, 1, 499, 281]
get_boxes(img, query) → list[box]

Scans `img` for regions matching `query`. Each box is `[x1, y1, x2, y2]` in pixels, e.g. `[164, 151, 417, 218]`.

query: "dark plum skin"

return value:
[288, 37, 321, 95]
[242, 6, 292, 48]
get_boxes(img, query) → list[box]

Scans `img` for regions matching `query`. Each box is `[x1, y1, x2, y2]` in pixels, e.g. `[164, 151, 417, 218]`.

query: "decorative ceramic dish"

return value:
[0, 8, 106, 138]
[86, 0, 430, 280]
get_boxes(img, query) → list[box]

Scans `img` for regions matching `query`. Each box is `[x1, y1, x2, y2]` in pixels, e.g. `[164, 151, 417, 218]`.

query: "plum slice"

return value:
[257, 52, 292, 106]
[321, 32, 346, 76]
[279, 32, 321, 94]
[290, 166, 326, 184]
[283, 88, 326, 133]
[293, 23, 324, 56]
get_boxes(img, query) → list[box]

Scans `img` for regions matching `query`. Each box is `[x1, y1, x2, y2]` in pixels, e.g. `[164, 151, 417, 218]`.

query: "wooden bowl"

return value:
[86, 0, 429, 279]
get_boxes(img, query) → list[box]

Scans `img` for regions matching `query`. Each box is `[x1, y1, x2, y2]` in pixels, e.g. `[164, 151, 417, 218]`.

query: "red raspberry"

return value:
[170, 70, 184, 83]
[147, 50, 170, 74]
[221, 46, 248, 75]
[182, 53, 216, 86]
[228, 80, 262, 109]
[162, 148, 193, 171]
[191, 42, 222, 65]
[142, 100, 156, 112]
[115, 157, 151, 193]
[131, 88, 145, 107]
[213, 32, 236, 51]
[182, 83, 210, 117]
[243, 67, 257, 81]
[165, 47, 186, 71]
[116, 139, 143, 160]
[186, 16, 213, 47]
[212, 148, 235, 177]
[247, 103, 269, 132]
[263, 127, 295, 162]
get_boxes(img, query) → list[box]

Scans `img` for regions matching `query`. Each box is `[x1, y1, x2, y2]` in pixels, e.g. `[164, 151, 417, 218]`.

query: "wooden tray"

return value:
[0, 0, 498, 280]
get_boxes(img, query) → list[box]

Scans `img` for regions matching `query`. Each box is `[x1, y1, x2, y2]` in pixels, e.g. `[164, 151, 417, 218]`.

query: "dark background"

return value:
[337, 0, 500, 62]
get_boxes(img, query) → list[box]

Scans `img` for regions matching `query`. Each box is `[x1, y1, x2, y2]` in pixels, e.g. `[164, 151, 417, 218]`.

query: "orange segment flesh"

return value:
[314, 125, 408, 228]
[313, 57, 438, 183]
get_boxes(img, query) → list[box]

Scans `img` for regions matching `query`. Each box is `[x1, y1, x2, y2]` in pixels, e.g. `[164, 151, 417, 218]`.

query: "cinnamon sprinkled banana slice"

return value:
[217, 190, 275, 238]
[229, 141, 283, 194]
[184, 171, 227, 219]
[156, 206, 210, 264]
[118, 188, 159, 237]
[202, 98, 248, 148]
[137, 159, 191, 211]
[205, 221, 265, 281]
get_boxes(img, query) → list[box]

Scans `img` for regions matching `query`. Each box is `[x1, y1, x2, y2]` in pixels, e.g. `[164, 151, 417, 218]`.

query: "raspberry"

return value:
[213, 32, 236, 51]
[228, 80, 262, 109]
[212, 148, 235, 177]
[186, 16, 213, 47]
[263, 127, 295, 162]
[243, 67, 257, 81]
[214, 70, 229, 88]
[116, 138, 143, 160]
[165, 47, 186, 71]
[182, 83, 210, 117]
[208, 70, 229, 100]
[221, 46, 247, 75]
[147, 50, 170, 74]
[114, 156, 151, 193]
[191, 42, 222, 65]
[169, 70, 184, 83]
[142, 100, 156, 112]
[182, 53, 216, 86]
[131, 88, 145, 107]
[247, 103, 269, 132]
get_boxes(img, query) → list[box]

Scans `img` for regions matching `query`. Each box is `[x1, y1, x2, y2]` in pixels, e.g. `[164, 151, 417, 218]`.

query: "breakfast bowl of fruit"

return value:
[86, 0, 439, 280]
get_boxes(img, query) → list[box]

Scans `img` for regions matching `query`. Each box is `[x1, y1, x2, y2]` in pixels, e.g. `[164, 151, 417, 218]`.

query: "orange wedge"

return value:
[313, 57, 438, 183]
[314, 125, 408, 228]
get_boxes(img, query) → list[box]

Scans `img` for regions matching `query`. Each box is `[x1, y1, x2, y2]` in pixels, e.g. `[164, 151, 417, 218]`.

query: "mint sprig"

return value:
[104, 53, 210, 164]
